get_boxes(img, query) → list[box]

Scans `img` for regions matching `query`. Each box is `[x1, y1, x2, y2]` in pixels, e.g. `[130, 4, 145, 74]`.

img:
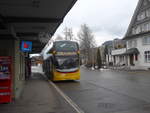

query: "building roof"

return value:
[0, 0, 77, 53]
[112, 48, 140, 56]
[124, 48, 140, 55]
[123, 31, 150, 40]
[124, 0, 143, 40]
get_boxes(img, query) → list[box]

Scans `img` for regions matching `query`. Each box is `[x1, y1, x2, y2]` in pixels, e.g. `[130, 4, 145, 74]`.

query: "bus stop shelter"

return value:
[0, 0, 77, 100]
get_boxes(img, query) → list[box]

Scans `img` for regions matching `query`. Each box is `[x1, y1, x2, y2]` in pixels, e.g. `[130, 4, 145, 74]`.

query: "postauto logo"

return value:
[21, 41, 32, 52]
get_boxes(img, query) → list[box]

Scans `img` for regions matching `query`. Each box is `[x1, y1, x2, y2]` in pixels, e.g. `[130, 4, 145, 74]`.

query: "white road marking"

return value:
[49, 81, 85, 113]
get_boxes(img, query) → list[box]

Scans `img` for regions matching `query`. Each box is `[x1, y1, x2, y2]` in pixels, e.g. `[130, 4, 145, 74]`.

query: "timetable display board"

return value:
[0, 56, 12, 103]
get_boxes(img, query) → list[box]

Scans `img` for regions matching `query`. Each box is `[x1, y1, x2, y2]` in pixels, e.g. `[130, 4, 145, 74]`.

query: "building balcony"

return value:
[111, 48, 126, 56]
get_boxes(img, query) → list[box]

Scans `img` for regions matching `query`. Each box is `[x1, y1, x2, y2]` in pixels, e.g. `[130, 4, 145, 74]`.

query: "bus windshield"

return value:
[54, 41, 78, 52]
[55, 55, 79, 70]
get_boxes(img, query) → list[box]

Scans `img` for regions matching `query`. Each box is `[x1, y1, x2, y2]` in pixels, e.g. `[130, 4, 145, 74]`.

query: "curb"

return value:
[49, 81, 85, 113]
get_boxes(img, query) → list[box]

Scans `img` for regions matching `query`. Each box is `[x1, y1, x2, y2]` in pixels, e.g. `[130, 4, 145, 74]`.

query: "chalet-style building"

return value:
[112, 0, 150, 70]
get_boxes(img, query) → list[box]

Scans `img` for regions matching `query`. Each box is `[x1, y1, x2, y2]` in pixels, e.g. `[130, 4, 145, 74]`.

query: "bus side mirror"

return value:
[49, 48, 54, 54]
[49, 50, 53, 54]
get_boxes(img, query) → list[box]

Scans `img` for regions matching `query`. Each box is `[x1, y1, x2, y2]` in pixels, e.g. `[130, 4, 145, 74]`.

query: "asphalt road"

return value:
[55, 67, 150, 113]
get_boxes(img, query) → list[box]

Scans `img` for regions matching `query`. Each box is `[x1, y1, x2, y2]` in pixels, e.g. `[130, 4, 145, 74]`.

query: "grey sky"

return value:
[54, 0, 139, 46]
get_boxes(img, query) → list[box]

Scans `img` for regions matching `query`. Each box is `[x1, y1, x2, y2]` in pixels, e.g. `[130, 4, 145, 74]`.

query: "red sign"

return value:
[0, 56, 12, 103]
[24, 42, 29, 49]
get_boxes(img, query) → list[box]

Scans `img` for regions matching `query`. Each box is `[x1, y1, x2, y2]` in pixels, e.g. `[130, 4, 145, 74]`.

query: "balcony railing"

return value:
[111, 48, 126, 56]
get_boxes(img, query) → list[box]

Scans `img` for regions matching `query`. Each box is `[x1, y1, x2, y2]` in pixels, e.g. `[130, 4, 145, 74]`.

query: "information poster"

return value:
[0, 57, 11, 79]
[0, 56, 12, 103]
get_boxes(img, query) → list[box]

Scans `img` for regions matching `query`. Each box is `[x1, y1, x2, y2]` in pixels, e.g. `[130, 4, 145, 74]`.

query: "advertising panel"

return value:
[0, 56, 12, 103]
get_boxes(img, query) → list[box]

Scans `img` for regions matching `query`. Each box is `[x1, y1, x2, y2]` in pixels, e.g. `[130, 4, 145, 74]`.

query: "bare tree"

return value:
[55, 34, 64, 41]
[63, 27, 74, 40]
[77, 24, 96, 67]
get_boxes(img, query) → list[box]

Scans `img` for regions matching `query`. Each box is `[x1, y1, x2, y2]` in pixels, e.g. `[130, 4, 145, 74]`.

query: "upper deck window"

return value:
[54, 41, 78, 52]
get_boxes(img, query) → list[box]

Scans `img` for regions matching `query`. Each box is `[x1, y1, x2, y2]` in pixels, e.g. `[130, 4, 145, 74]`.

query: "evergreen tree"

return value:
[97, 48, 102, 69]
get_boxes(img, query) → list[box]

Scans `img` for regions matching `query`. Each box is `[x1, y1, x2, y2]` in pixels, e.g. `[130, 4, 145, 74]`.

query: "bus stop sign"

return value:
[21, 41, 32, 52]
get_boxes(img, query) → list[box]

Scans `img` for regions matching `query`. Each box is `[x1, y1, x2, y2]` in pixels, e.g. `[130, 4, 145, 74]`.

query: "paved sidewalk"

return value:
[0, 73, 76, 113]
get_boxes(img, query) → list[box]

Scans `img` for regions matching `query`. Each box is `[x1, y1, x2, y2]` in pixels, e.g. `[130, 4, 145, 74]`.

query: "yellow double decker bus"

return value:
[43, 40, 80, 81]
